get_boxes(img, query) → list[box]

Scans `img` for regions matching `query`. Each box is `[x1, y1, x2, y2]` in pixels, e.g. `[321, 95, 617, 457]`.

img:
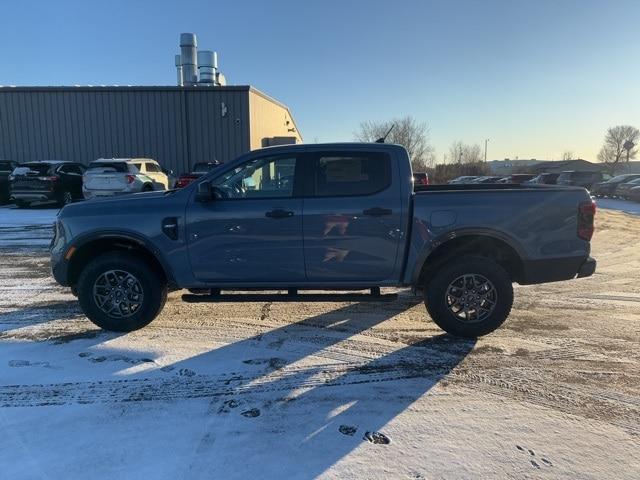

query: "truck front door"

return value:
[186, 153, 305, 283]
[302, 150, 403, 283]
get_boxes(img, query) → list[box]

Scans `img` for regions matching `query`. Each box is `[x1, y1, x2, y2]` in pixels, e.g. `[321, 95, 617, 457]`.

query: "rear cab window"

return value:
[87, 162, 129, 173]
[312, 152, 391, 197]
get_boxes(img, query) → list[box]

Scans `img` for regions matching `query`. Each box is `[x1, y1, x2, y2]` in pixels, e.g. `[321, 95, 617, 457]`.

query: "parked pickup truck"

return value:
[50, 143, 596, 337]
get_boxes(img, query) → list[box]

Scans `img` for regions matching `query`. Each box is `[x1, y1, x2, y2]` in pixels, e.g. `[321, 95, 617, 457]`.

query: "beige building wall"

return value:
[248, 88, 302, 151]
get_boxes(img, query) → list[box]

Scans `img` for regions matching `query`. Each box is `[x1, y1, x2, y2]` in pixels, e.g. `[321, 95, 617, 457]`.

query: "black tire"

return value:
[14, 200, 29, 208]
[142, 184, 153, 192]
[77, 251, 167, 332]
[424, 256, 513, 338]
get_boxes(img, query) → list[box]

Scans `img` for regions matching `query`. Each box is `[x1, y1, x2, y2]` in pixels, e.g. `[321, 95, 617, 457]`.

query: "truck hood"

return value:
[58, 190, 181, 219]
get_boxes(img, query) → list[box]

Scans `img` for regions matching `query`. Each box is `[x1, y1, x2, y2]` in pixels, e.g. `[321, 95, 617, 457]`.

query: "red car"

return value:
[174, 161, 220, 188]
[413, 172, 429, 186]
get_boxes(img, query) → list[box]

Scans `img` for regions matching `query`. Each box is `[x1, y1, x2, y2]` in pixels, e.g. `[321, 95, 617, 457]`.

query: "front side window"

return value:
[212, 156, 296, 199]
[145, 162, 160, 172]
[314, 152, 391, 197]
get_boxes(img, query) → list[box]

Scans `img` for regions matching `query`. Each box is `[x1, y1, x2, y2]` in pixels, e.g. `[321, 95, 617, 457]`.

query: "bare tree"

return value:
[355, 116, 436, 171]
[448, 141, 484, 164]
[561, 151, 574, 161]
[597, 125, 639, 171]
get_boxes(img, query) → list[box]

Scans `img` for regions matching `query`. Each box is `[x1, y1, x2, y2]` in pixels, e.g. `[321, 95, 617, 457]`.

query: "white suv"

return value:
[83, 158, 169, 199]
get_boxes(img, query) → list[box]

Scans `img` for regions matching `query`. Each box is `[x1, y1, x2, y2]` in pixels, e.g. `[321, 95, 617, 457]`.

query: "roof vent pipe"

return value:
[175, 54, 184, 86]
[198, 50, 217, 85]
[180, 33, 198, 85]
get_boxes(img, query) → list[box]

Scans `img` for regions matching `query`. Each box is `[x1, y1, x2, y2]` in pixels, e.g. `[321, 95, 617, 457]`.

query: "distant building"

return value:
[0, 85, 302, 174]
[487, 159, 543, 175]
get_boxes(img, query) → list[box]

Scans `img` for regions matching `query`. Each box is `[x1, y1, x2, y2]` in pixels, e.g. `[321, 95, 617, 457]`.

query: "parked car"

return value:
[498, 174, 537, 184]
[614, 177, 640, 199]
[412, 172, 429, 186]
[470, 176, 504, 184]
[556, 171, 611, 190]
[174, 161, 221, 189]
[591, 174, 640, 198]
[9, 160, 85, 207]
[526, 173, 559, 185]
[448, 176, 478, 184]
[83, 158, 168, 199]
[51, 143, 596, 339]
[628, 185, 640, 202]
[0, 160, 19, 204]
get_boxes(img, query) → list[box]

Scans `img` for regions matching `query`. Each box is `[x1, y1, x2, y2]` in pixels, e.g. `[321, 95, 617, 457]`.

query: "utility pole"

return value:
[484, 138, 489, 162]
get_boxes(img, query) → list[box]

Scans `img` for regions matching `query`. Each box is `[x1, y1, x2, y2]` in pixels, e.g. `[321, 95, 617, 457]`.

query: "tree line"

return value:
[354, 116, 639, 175]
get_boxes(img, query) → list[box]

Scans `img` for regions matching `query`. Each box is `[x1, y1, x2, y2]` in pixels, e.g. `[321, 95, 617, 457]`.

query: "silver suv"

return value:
[83, 158, 168, 199]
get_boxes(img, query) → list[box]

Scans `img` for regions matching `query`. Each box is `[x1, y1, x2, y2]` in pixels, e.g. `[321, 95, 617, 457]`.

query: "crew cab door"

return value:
[302, 150, 403, 282]
[186, 153, 305, 283]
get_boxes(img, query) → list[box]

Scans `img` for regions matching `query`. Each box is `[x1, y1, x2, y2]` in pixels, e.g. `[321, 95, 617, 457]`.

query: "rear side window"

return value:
[132, 163, 143, 172]
[145, 162, 161, 172]
[87, 162, 129, 173]
[59, 164, 84, 174]
[313, 152, 391, 197]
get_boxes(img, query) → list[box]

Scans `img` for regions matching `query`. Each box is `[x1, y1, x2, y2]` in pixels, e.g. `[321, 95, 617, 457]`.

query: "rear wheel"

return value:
[424, 256, 513, 338]
[142, 184, 153, 192]
[77, 251, 167, 332]
[14, 200, 29, 208]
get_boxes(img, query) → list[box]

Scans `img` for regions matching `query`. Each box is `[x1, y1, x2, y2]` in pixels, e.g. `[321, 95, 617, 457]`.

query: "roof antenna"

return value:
[375, 123, 395, 143]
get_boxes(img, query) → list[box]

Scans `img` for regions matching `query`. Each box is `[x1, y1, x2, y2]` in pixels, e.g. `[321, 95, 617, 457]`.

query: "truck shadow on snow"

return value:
[0, 296, 476, 477]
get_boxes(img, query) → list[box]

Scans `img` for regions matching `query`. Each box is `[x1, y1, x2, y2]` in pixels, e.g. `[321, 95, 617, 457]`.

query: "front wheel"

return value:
[77, 252, 167, 332]
[424, 256, 513, 338]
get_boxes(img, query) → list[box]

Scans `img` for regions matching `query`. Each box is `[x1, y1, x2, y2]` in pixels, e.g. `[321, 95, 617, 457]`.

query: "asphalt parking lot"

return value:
[0, 204, 639, 479]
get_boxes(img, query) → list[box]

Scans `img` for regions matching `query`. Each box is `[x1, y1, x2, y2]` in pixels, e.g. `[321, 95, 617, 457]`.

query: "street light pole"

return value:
[484, 138, 489, 162]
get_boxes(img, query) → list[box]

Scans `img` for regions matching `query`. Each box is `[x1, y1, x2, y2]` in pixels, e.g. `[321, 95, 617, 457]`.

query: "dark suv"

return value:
[0, 160, 19, 203]
[9, 161, 86, 207]
[557, 171, 610, 190]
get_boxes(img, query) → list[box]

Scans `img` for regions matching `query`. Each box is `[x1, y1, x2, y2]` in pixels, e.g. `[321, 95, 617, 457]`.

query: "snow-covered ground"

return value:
[0, 208, 639, 479]
[0, 205, 58, 248]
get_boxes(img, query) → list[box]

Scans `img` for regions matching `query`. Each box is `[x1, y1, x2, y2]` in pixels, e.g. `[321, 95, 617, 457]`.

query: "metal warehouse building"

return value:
[0, 85, 302, 174]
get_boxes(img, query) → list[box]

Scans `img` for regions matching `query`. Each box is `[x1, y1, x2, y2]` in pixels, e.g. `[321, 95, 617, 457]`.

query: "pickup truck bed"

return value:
[51, 143, 596, 338]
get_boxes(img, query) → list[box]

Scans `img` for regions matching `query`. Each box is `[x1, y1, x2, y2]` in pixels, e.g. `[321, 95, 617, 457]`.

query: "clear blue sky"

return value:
[1, 0, 638, 161]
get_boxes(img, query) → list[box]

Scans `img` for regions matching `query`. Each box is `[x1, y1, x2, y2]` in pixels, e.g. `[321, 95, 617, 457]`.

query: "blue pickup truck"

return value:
[50, 143, 596, 337]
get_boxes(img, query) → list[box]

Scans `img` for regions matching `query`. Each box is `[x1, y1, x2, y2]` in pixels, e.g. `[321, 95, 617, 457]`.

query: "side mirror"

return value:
[195, 181, 213, 202]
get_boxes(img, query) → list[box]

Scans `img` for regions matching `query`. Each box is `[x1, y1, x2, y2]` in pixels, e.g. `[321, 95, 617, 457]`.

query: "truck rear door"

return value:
[302, 150, 403, 283]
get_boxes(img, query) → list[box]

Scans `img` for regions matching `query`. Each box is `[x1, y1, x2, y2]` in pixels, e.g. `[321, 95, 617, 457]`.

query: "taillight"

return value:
[126, 175, 135, 184]
[578, 200, 596, 241]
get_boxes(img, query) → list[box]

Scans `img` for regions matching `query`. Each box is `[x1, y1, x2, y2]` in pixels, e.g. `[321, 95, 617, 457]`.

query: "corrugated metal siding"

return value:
[0, 86, 252, 174]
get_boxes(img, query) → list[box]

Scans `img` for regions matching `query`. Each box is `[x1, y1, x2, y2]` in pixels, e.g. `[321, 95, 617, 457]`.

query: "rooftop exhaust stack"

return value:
[176, 33, 226, 86]
[175, 54, 183, 86]
[197, 50, 217, 85]
[180, 33, 199, 85]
